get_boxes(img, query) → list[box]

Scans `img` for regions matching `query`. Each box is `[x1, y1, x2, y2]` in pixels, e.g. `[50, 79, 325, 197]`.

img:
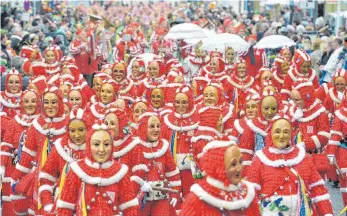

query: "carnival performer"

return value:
[129, 98, 148, 129]
[91, 71, 111, 104]
[0, 90, 40, 215]
[0, 68, 22, 118]
[11, 86, 68, 215]
[224, 47, 235, 75]
[103, 108, 136, 170]
[69, 30, 90, 75]
[180, 142, 260, 216]
[248, 117, 333, 216]
[221, 59, 255, 114]
[162, 85, 199, 198]
[111, 61, 136, 102]
[130, 112, 181, 216]
[87, 79, 118, 121]
[289, 82, 330, 176]
[232, 91, 279, 177]
[57, 121, 139, 215]
[184, 42, 209, 79]
[43, 46, 62, 77]
[272, 56, 290, 93]
[200, 57, 226, 80]
[326, 89, 347, 209]
[38, 107, 91, 214]
[281, 49, 319, 101]
[322, 68, 347, 119]
[68, 86, 88, 110]
[128, 57, 146, 97]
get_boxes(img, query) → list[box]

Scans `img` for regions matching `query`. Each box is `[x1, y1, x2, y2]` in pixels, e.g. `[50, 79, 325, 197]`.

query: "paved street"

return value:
[326, 181, 344, 215]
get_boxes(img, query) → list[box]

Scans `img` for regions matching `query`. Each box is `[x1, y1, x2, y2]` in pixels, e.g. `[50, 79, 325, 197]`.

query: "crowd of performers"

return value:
[1, 24, 346, 215]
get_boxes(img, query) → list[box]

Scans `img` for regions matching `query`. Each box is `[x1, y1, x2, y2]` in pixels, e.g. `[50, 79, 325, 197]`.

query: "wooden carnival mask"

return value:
[69, 119, 87, 145]
[224, 145, 243, 185]
[90, 130, 112, 163]
[271, 119, 292, 149]
[147, 116, 161, 142]
[203, 86, 219, 106]
[151, 88, 164, 109]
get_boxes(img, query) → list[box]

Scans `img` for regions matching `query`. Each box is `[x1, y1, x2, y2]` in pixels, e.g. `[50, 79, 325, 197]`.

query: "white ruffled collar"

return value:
[256, 145, 306, 167]
[206, 177, 242, 192]
[113, 135, 131, 147]
[84, 158, 114, 169]
[5, 91, 21, 98]
[268, 146, 294, 154]
[68, 142, 86, 151]
[44, 114, 66, 123]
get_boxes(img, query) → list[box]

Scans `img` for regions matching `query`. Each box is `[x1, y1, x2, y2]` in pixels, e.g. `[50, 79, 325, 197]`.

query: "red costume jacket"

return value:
[57, 159, 139, 216]
[184, 52, 209, 78]
[69, 39, 90, 74]
[0, 91, 21, 118]
[248, 146, 333, 216]
[315, 83, 331, 103]
[162, 108, 199, 197]
[113, 135, 137, 171]
[322, 88, 341, 118]
[11, 116, 68, 215]
[38, 137, 86, 210]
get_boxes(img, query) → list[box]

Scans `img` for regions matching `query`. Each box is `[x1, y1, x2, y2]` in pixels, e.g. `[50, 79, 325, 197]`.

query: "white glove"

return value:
[44, 203, 53, 213]
[170, 198, 177, 207]
[140, 181, 152, 193]
[328, 155, 335, 165]
[294, 108, 303, 121]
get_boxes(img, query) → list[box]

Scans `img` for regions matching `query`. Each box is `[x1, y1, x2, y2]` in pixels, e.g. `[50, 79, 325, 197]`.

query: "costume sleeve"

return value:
[164, 149, 181, 199]
[130, 146, 147, 192]
[0, 121, 16, 168]
[12, 126, 37, 181]
[304, 112, 330, 151]
[326, 116, 343, 157]
[69, 40, 81, 55]
[306, 157, 333, 215]
[118, 170, 139, 216]
[178, 193, 200, 216]
[322, 96, 333, 116]
[39, 148, 60, 206]
[281, 75, 292, 101]
[56, 169, 79, 216]
[238, 126, 255, 176]
[312, 76, 319, 89]
[246, 156, 262, 191]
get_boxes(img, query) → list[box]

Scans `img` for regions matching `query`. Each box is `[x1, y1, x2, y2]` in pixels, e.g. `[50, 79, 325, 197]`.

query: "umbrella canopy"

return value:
[184, 29, 217, 45]
[165, 23, 207, 40]
[254, 35, 296, 49]
[200, 33, 250, 53]
[127, 53, 159, 75]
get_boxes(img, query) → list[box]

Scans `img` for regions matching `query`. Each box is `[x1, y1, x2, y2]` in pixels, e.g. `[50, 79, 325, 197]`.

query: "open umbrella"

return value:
[254, 35, 296, 49]
[200, 33, 250, 53]
[184, 29, 217, 45]
[164, 23, 207, 40]
[127, 53, 159, 75]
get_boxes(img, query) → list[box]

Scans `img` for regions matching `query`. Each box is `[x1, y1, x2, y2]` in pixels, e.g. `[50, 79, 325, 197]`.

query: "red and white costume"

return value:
[43, 46, 62, 76]
[162, 86, 199, 197]
[272, 56, 288, 93]
[281, 50, 319, 101]
[38, 108, 90, 214]
[200, 57, 227, 81]
[326, 92, 347, 207]
[57, 123, 139, 216]
[128, 57, 146, 97]
[221, 60, 256, 111]
[248, 140, 333, 216]
[180, 141, 260, 216]
[111, 61, 137, 101]
[0, 90, 40, 215]
[184, 51, 210, 78]
[288, 82, 330, 175]
[69, 32, 90, 74]
[130, 112, 181, 216]
[315, 83, 332, 103]
[0, 69, 22, 118]
[11, 87, 68, 215]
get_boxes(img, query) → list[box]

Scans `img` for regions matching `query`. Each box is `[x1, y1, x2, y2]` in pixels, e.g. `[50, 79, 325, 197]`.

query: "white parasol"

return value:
[200, 33, 250, 53]
[165, 23, 207, 40]
[184, 29, 217, 45]
[127, 53, 159, 75]
[254, 35, 296, 49]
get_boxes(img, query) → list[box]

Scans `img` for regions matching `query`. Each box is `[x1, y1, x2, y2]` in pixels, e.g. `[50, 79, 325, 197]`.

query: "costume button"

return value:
[87, 206, 91, 210]
[185, 139, 188, 141]
[108, 200, 112, 204]
[96, 191, 100, 195]
[113, 206, 117, 211]
[91, 198, 95, 202]
[285, 177, 289, 181]
[280, 186, 284, 190]
[103, 193, 107, 197]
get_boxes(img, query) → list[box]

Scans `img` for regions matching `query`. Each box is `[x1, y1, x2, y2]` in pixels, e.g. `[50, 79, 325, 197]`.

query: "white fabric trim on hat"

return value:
[138, 112, 158, 121]
[0, 94, 20, 108]
[200, 140, 236, 157]
[296, 49, 310, 61]
[293, 82, 313, 90]
[328, 88, 341, 104]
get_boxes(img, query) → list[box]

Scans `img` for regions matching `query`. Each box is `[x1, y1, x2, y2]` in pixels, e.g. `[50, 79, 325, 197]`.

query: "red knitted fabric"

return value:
[293, 81, 316, 107]
[198, 106, 222, 128]
[31, 61, 47, 76]
[293, 49, 311, 71]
